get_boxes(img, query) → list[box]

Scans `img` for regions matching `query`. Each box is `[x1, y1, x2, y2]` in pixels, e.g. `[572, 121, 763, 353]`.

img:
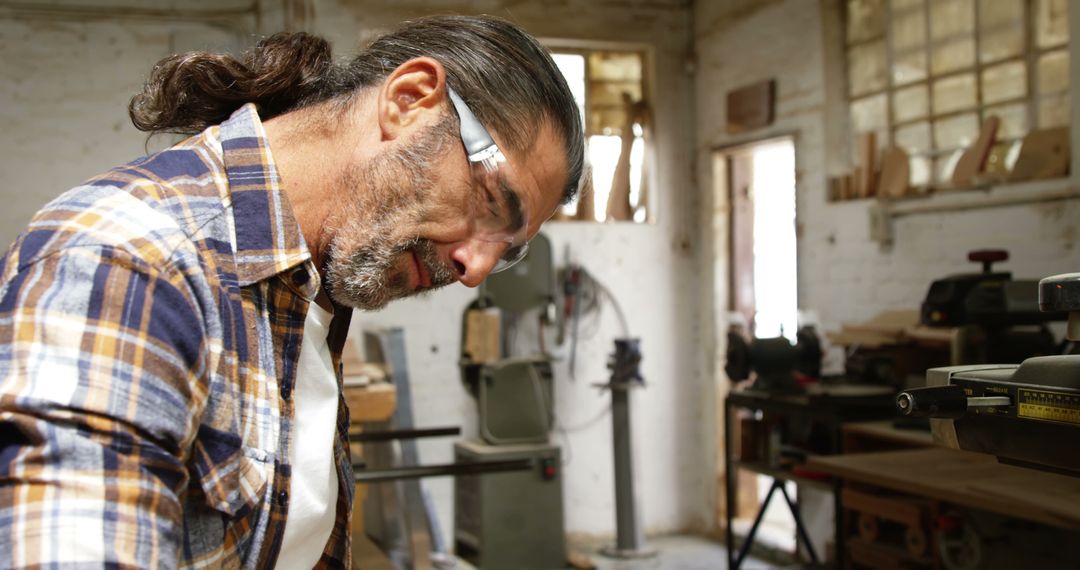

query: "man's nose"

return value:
[448, 240, 505, 287]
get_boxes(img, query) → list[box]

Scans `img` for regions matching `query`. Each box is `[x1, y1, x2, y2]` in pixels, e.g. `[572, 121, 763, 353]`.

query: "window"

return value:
[551, 48, 651, 222]
[845, 0, 1070, 186]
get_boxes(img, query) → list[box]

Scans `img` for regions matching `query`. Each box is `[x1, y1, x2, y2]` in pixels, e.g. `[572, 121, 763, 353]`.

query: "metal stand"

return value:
[732, 478, 820, 569]
[599, 339, 657, 559]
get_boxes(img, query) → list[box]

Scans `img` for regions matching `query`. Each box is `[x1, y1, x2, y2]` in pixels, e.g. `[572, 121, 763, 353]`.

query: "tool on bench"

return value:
[898, 272, 1080, 476]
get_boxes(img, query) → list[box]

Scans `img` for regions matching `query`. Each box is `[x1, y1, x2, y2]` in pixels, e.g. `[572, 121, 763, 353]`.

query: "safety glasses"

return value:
[447, 87, 530, 274]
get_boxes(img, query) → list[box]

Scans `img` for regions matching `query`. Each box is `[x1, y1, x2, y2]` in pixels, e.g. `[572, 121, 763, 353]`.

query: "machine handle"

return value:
[896, 385, 969, 418]
[896, 385, 1011, 418]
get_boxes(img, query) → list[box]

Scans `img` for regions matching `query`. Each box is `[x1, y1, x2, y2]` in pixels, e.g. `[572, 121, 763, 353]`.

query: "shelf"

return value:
[869, 177, 1080, 245]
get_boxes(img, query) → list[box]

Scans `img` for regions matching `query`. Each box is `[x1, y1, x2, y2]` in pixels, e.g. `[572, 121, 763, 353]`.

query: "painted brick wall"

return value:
[0, 6, 250, 247]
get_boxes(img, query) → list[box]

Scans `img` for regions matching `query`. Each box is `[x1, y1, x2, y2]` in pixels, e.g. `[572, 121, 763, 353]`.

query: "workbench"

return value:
[343, 382, 397, 570]
[807, 447, 1080, 532]
[723, 387, 897, 569]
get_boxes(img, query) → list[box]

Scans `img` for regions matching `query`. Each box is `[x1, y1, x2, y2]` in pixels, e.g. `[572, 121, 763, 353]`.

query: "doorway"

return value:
[725, 136, 798, 341]
[714, 135, 799, 550]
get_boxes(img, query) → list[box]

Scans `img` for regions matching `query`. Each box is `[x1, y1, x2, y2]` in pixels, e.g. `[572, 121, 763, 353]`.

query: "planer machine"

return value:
[898, 272, 1080, 477]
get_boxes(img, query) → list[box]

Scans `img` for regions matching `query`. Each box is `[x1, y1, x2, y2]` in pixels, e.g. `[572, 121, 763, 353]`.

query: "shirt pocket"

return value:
[190, 425, 271, 518]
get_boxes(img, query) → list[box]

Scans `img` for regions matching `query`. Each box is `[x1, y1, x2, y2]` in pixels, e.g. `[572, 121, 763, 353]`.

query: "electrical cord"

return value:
[563, 264, 631, 379]
[554, 400, 613, 467]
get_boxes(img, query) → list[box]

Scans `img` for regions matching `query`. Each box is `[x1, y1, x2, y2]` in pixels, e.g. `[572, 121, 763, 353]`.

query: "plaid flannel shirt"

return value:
[0, 104, 354, 569]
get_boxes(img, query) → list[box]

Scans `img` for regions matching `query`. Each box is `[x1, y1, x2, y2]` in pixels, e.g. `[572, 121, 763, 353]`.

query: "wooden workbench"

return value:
[807, 447, 1080, 532]
[343, 382, 397, 570]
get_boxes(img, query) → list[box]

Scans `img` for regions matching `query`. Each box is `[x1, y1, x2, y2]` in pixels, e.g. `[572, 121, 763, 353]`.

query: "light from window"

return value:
[551, 49, 649, 222]
[845, 0, 1070, 187]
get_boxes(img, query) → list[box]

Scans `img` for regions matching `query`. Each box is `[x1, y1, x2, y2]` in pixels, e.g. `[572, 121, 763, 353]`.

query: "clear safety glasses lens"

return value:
[449, 87, 531, 273]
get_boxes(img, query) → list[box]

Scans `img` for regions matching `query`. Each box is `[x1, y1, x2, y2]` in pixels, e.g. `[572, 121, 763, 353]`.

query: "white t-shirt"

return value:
[277, 301, 339, 569]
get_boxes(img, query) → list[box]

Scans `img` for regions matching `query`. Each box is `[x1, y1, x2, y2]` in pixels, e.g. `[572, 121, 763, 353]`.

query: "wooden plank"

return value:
[1009, 126, 1071, 182]
[464, 308, 501, 364]
[857, 132, 878, 198]
[838, 310, 920, 336]
[842, 487, 923, 527]
[807, 448, 1080, 531]
[843, 421, 937, 449]
[344, 383, 397, 424]
[951, 115, 1000, 187]
[878, 147, 910, 199]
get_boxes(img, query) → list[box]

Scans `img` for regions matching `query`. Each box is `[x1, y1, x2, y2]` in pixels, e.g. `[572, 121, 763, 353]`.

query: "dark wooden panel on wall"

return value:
[726, 79, 776, 134]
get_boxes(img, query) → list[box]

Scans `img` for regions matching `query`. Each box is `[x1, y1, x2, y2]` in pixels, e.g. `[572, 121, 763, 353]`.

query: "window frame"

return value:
[543, 38, 657, 223]
[843, 0, 1070, 186]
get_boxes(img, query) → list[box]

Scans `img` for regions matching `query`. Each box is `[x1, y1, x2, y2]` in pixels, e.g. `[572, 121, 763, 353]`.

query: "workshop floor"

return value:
[429, 534, 770, 570]
[360, 533, 779, 569]
[581, 534, 778, 570]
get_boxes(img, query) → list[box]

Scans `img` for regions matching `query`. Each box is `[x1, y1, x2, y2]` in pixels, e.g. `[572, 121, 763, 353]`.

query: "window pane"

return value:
[552, 53, 587, 129]
[895, 121, 933, 186]
[851, 93, 888, 132]
[848, 0, 886, 44]
[588, 106, 628, 136]
[1038, 93, 1071, 128]
[891, 8, 926, 52]
[849, 40, 888, 96]
[1038, 49, 1070, 94]
[894, 84, 929, 122]
[909, 156, 933, 186]
[893, 50, 928, 85]
[892, 0, 923, 12]
[978, 0, 1024, 63]
[588, 52, 642, 82]
[1036, 0, 1069, 49]
[981, 61, 1027, 105]
[895, 121, 931, 153]
[588, 80, 642, 107]
[979, 29, 1024, 64]
[930, 0, 974, 40]
[985, 102, 1028, 139]
[932, 38, 975, 74]
[934, 112, 979, 149]
[933, 73, 976, 114]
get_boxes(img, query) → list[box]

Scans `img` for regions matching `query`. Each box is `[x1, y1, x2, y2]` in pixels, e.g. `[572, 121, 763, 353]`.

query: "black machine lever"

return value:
[896, 385, 1011, 418]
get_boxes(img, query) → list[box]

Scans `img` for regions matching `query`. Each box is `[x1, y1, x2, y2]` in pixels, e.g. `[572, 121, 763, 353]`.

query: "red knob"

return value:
[968, 249, 1008, 263]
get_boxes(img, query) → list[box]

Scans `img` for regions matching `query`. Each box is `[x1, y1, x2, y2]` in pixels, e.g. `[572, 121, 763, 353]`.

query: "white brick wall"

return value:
[0, 6, 249, 247]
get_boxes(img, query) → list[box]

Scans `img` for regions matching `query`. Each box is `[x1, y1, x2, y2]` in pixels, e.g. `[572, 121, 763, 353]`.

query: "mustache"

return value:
[400, 237, 455, 290]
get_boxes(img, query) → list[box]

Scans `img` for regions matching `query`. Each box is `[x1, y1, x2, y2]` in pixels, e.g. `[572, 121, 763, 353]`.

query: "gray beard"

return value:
[324, 116, 458, 310]
[327, 235, 455, 310]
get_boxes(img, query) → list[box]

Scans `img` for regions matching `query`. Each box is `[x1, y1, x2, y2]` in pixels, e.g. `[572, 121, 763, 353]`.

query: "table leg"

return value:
[779, 482, 820, 565]
[734, 479, 781, 569]
[725, 396, 736, 569]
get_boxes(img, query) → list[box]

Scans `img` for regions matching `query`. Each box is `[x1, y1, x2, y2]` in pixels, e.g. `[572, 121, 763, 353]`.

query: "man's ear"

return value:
[377, 57, 448, 141]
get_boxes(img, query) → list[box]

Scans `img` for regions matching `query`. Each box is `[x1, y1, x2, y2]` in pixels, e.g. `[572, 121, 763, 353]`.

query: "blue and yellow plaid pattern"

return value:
[0, 104, 355, 569]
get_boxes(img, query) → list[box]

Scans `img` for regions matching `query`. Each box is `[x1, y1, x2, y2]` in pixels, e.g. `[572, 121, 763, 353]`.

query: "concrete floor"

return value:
[574, 534, 777, 570]
[362, 533, 781, 569]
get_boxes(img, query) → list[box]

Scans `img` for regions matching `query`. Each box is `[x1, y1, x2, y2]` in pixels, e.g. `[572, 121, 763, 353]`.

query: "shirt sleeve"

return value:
[0, 242, 209, 569]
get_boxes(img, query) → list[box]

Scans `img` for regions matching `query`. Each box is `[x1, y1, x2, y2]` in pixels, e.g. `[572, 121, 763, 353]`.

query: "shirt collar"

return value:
[218, 104, 318, 296]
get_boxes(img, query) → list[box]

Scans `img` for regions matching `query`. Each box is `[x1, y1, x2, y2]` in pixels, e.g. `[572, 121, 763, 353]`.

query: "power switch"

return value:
[541, 457, 557, 480]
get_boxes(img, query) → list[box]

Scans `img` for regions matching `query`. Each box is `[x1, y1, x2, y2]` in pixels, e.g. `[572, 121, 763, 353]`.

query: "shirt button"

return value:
[281, 382, 292, 401]
[278, 490, 288, 506]
[291, 270, 309, 286]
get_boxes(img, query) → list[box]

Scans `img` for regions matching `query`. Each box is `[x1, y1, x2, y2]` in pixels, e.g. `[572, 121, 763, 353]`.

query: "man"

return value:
[0, 15, 583, 569]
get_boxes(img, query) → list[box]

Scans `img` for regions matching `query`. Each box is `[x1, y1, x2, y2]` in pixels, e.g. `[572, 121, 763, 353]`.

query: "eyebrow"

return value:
[500, 177, 526, 232]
